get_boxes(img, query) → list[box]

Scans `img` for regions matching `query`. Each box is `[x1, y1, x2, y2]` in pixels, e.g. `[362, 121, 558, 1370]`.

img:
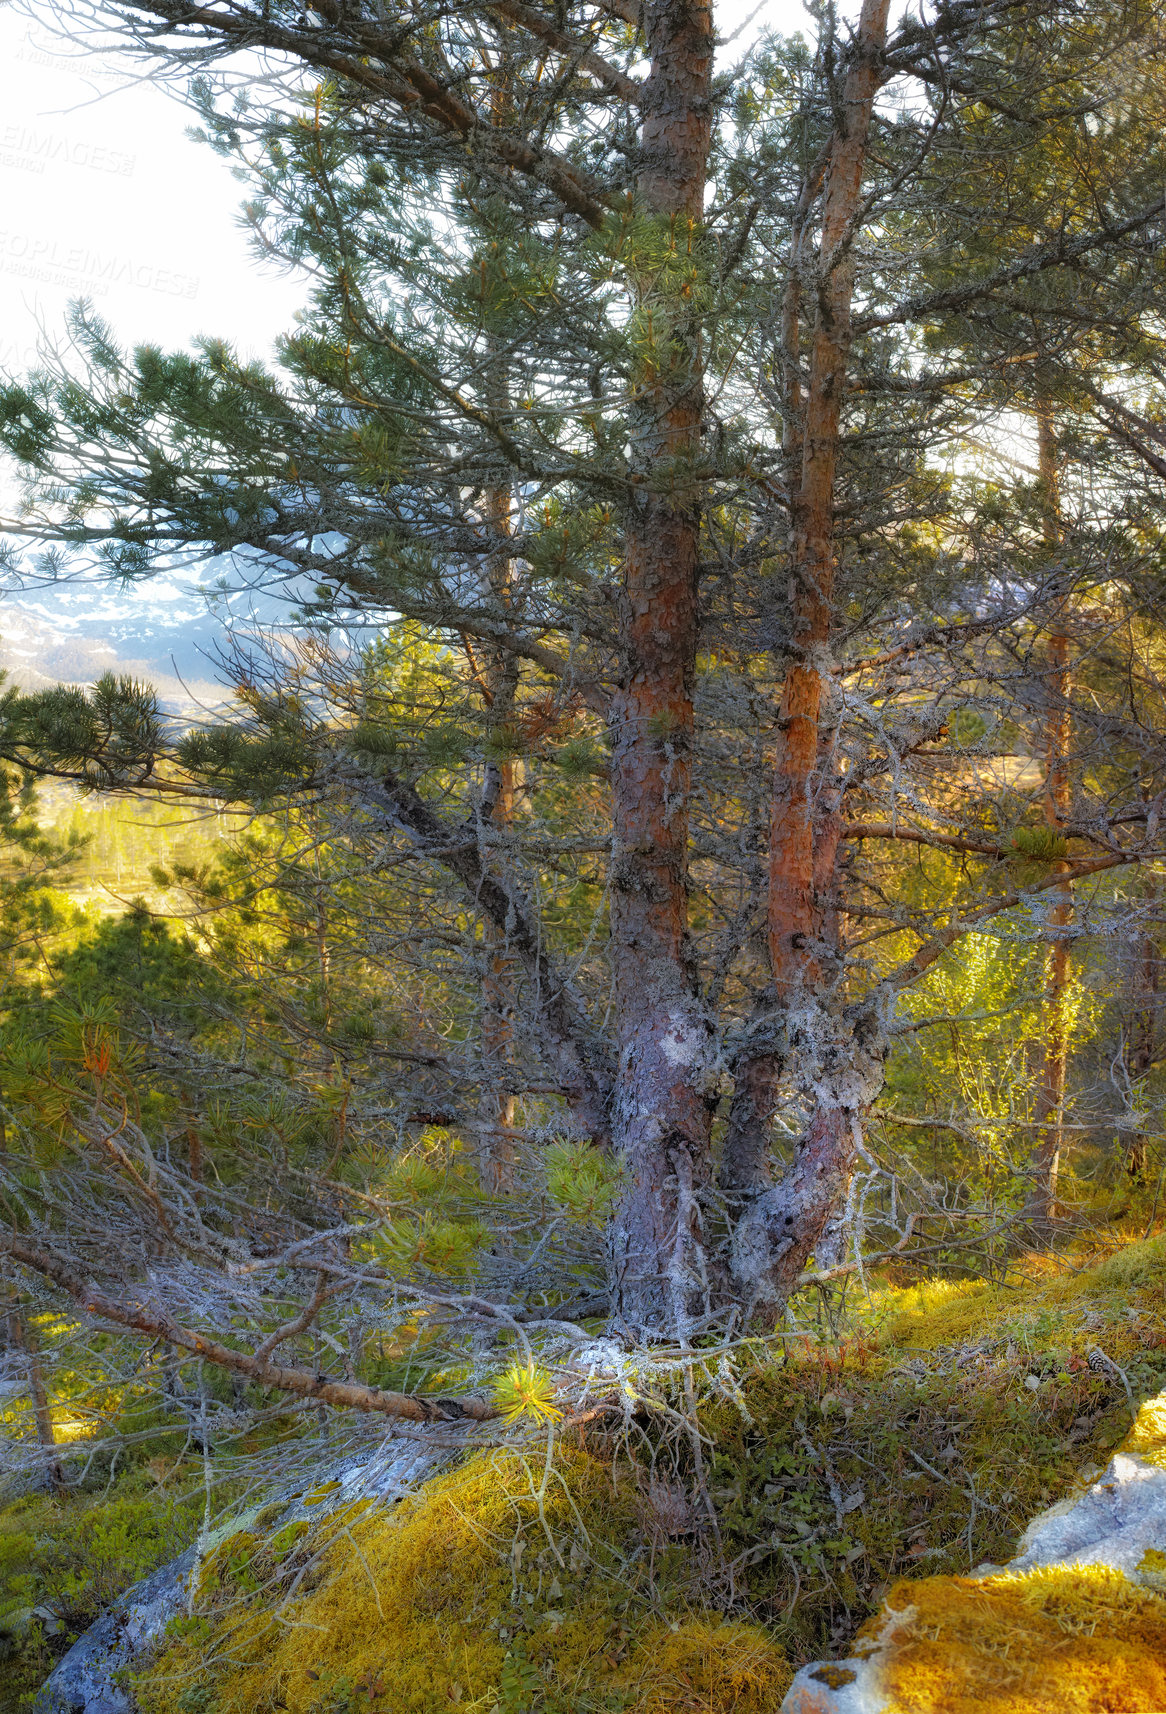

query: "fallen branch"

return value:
[5, 1236, 498, 1425]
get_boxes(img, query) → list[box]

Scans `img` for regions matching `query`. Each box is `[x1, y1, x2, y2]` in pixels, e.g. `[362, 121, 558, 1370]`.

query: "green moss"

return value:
[0, 1479, 202, 1707]
[706, 1239, 1166, 1662]
[1082, 1234, 1165, 1291]
[138, 1450, 791, 1714]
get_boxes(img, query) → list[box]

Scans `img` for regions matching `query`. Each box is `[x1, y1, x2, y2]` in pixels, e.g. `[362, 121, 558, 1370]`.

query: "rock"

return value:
[33, 1547, 197, 1714]
[781, 1606, 910, 1714]
[1008, 1451, 1166, 1578]
[780, 1394, 1166, 1714]
[33, 1437, 445, 1714]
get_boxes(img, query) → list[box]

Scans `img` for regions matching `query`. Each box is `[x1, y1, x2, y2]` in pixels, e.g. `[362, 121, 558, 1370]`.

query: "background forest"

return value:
[2, 0, 1166, 1708]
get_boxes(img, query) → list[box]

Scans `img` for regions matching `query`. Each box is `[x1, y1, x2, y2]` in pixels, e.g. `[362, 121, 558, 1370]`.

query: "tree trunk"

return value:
[6, 1303, 63, 1488]
[479, 754, 520, 1193]
[607, 0, 715, 1337]
[1029, 402, 1072, 1229]
[476, 459, 523, 1193]
[1126, 919, 1158, 1184]
[720, 992, 779, 1207]
[730, 0, 892, 1312]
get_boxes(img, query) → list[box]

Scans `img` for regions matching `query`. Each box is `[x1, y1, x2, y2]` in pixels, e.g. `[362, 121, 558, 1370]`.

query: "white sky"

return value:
[0, 0, 811, 650]
[0, 0, 811, 378]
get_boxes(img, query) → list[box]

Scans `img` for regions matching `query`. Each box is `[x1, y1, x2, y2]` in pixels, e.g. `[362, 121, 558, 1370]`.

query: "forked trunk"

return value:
[608, 0, 715, 1336]
[730, 0, 892, 1311]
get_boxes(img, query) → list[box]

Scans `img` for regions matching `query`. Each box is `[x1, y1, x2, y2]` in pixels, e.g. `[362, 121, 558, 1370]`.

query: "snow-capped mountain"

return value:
[0, 567, 308, 712]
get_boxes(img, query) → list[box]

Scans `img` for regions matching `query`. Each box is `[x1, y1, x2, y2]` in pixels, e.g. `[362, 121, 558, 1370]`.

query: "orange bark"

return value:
[769, 0, 891, 994]
[729, 0, 891, 1305]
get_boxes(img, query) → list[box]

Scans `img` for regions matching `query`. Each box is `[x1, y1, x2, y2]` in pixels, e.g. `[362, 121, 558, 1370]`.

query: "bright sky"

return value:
[0, 0, 811, 654]
[0, 0, 811, 377]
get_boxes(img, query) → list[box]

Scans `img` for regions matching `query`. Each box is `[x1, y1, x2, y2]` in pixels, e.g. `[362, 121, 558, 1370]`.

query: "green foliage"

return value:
[2, 675, 162, 787]
[491, 1363, 563, 1427]
[1011, 825, 1069, 865]
[0, 1481, 202, 1706]
[545, 1141, 623, 1223]
[366, 1212, 490, 1280]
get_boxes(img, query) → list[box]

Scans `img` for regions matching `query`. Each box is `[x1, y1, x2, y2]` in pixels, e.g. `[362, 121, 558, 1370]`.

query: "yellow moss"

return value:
[626, 1619, 791, 1711]
[1081, 1234, 1165, 1292]
[870, 1565, 1166, 1714]
[873, 1232, 1165, 1360]
[1122, 1389, 1166, 1469]
[139, 1450, 790, 1714]
[877, 1278, 1005, 1352]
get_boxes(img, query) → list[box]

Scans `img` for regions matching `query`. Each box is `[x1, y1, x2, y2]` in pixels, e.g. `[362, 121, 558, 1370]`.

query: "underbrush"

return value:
[0, 1390, 302, 1710]
[708, 1235, 1166, 1661]
[0, 1473, 203, 1711]
[8, 1234, 1166, 1713]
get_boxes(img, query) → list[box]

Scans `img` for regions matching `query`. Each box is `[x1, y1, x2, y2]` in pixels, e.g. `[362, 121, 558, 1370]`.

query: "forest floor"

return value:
[4, 1227, 1164, 1712]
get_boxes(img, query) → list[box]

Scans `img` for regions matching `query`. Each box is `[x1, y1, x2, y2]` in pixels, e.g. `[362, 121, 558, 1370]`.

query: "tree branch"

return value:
[4, 1236, 498, 1424]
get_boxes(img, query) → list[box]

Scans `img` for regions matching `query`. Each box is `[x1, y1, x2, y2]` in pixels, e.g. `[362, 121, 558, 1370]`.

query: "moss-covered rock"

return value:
[781, 1388, 1166, 1712]
[137, 1448, 791, 1714]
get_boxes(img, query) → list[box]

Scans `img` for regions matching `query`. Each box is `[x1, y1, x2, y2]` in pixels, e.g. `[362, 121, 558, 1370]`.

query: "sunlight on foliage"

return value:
[491, 1362, 563, 1427]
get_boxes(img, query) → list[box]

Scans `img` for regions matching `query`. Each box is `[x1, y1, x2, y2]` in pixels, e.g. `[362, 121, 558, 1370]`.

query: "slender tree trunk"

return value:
[607, 0, 715, 1336]
[1126, 919, 1158, 1184]
[474, 465, 522, 1194]
[6, 1303, 63, 1488]
[1030, 402, 1072, 1228]
[730, 0, 891, 1312]
[479, 748, 520, 1193]
[476, 60, 523, 1195]
[717, 195, 818, 1209]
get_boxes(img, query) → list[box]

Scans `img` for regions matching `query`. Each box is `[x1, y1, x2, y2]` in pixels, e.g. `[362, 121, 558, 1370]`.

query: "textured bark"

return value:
[1030, 404, 1072, 1228]
[607, 0, 715, 1336]
[717, 176, 823, 1209]
[719, 1001, 778, 1205]
[1125, 923, 1158, 1183]
[730, 0, 892, 1308]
